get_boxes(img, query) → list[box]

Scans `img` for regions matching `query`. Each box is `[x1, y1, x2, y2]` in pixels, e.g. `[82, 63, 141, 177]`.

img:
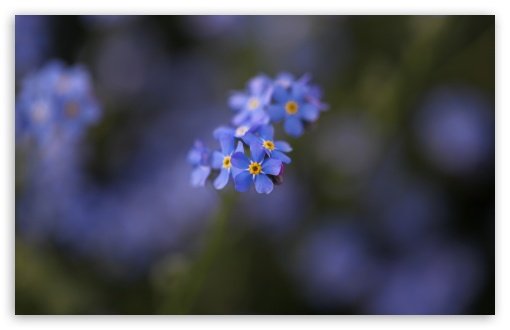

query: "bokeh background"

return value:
[14, 15, 494, 315]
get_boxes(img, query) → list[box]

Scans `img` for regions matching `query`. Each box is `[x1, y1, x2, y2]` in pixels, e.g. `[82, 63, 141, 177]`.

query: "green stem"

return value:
[159, 191, 237, 314]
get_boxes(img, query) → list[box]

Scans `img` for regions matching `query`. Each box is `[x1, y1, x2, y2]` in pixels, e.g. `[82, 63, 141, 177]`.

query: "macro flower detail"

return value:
[231, 142, 283, 194]
[189, 72, 326, 193]
[211, 134, 245, 189]
[228, 74, 272, 127]
[242, 124, 292, 164]
[187, 140, 212, 187]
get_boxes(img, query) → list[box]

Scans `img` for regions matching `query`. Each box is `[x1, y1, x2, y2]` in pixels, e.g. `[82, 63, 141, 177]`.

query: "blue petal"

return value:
[231, 166, 242, 178]
[271, 150, 291, 164]
[254, 174, 274, 194]
[267, 105, 286, 122]
[190, 166, 211, 187]
[291, 82, 308, 102]
[234, 171, 252, 192]
[211, 151, 224, 169]
[228, 93, 248, 110]
[232, 110, 250, 126]
[250, 141, 265, 163]
[235, 141, 245, 153]
[231, 152, 250, 170]
[213, 126, 235, 139]
[273, 85, 290, 103]
[299, 103, 319, 122]
[274, 140, 292, 152]
[214, 168, 230, 190]
[297, 72, 312, 85]
[262, 158, 283, 175]
[219, 133, 235, 155]
[248, 74, 270, 95]
[284, 116, 304, 137]
[258, 124, 274, 141]
[242, 132, 262, 146]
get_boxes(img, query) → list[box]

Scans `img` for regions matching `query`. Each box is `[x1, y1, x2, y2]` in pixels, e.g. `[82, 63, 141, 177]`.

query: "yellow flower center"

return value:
[223, 156, 231, 169]
[249, 162, 262, 175]
[263, 140, 275, 151]
[248, 97, 260, 110]
[285, 100, 299, 115]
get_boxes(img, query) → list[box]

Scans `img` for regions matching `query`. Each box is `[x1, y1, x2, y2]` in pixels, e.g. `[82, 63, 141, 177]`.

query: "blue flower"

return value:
[210, 134, 245, 189]
[228, 74, 272, 127]
[242, 124, 292, 164]
[15, 60, 102, 144]
[267, 82, 321, 137]
[187, 140, 211, 187]
[231, 142, 283, 194]
[213, 122, 260, 139]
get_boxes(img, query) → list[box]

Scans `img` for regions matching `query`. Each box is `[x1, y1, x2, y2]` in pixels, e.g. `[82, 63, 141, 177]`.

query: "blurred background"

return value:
[14, 15, 494, 315]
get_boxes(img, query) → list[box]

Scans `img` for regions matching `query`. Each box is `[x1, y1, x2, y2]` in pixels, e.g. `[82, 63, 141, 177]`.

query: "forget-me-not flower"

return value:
[267, 83, 321, 137]
[187, 140, 211, 187]
[242, 124, 292, 164]
[228, 74, 272, 127]
[211, 134, 245, 189]
[231, 142, 283, 194]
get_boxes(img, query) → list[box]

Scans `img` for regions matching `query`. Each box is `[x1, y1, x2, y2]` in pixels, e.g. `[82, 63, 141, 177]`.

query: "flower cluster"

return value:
[16, 60, 102, 145]
[188, 72, 327, 194]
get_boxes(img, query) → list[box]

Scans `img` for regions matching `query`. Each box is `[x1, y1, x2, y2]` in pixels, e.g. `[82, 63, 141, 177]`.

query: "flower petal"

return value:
[299, 103, 319, 122]
[242, 132, 261, 146]
[254, 174, 274, 194]
[190, 166, 210, 187]
[235, 141, 245, 153]
[232, 110, 250, 127]
[211, 151, 224, 169]
[284, 115, 304, 137]
[234, 171, 252, 192]
[228, 93, 248, 111]
[273, 84, 290, 103]
[258, 124, 274, 141]
[267, 105, 286, 122]
[214, 168, 230, 190]
[219, 133, 235, 155]
[274, 140, 292, 152]
[271, 150, 291, 164]
[250, 141, 265, 163]
[262, 158, 283, 175]
[231, 152, 250, 170]
[213, 126, 235, 139]
[291, 82, 308, 102]
[248, 75, 270, 95]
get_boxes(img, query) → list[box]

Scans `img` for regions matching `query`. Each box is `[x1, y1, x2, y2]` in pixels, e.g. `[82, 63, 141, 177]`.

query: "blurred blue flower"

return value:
[187, 139, 211, 187]
[242, 124, 292, 164]
[210, 134, 244, 189]
[228, 74, 272, 127]
[267, 81, 322, 137]
[231, 142, 282, 194]
[415, 87, 494, 176]
[16, 60, 102, 145]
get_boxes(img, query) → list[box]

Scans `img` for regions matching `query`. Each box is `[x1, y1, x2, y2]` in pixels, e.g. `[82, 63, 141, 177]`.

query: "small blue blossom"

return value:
[267, 82, 321, 137]
[187, 140, 211, 187]
[231, 142, 283, 194]
[228, 74, 273, 127]
[16, 60, 102, 145]
[210, 134, 245, 189]
[242, 124, 292, 164]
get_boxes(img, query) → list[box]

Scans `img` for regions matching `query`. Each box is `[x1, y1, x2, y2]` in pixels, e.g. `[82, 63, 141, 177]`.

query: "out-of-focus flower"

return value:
[267, 80, 323, 137]
[242, 124, 292, 164]
[210, 134, 244, 189]
[228, 74, 273, 127]
[16, 60, 102, 145]
[415, 87, 494, 176]
[231, 142, 283, 194]
[187, 140, 211, 187]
